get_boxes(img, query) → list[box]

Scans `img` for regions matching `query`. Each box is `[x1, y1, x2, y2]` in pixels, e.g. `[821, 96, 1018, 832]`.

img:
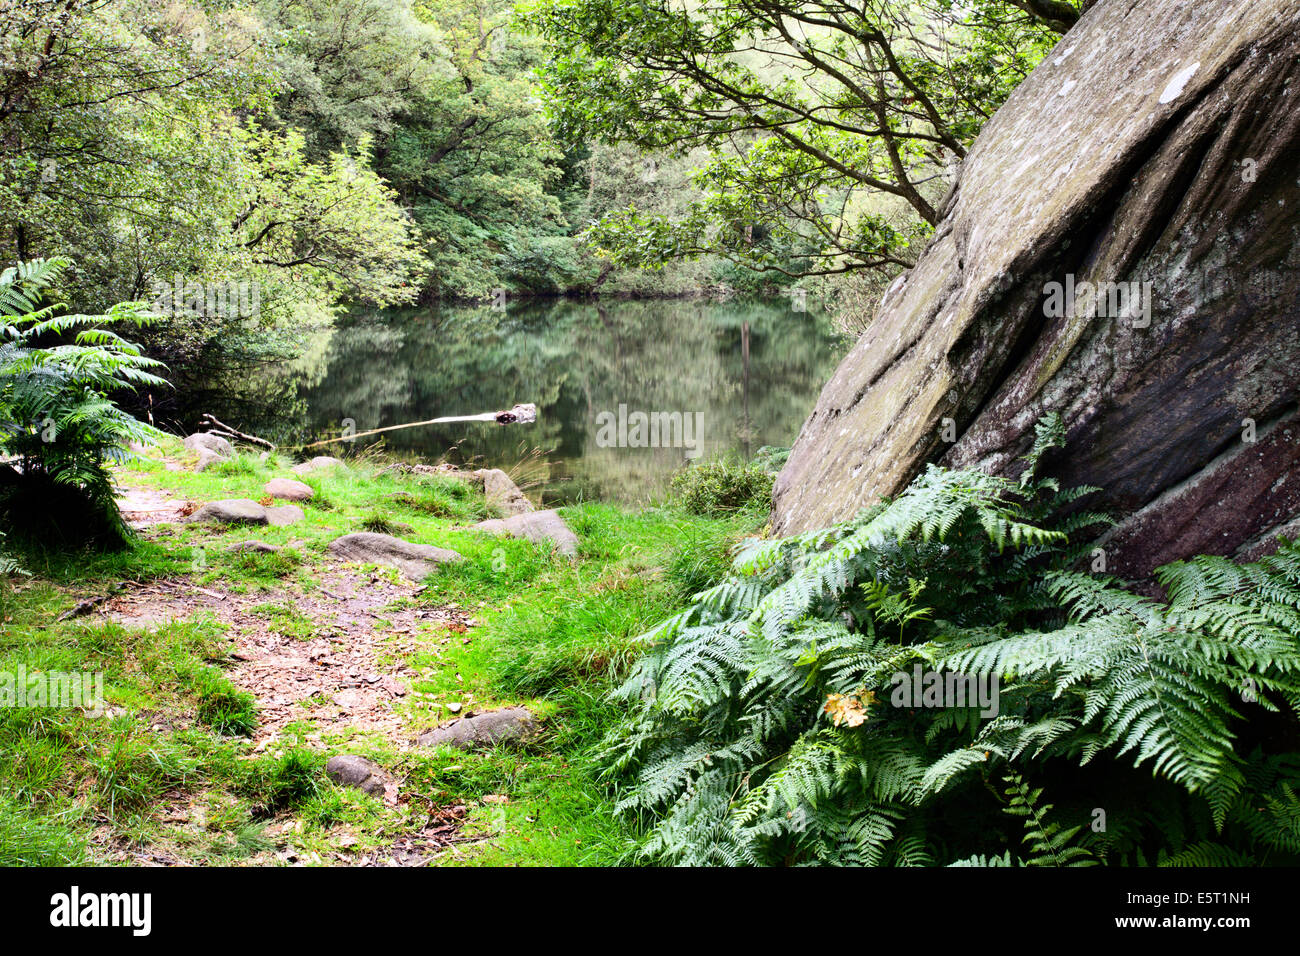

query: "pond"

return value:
[217, 297, 847, 506]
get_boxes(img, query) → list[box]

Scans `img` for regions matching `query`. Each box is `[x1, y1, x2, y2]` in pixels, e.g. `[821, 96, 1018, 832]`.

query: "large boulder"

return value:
[328, 531, 464, 580]
[773, 0, 1300, 579]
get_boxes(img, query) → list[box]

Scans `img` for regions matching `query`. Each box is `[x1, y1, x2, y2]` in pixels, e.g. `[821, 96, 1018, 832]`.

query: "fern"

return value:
[1002, 773, 1096, 866]
[0, 258, 167, 546]
[605, 415, 1300, 866]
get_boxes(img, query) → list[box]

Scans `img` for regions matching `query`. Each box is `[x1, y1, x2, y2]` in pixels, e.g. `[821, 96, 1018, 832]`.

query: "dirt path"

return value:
[105, 568, 475, 747]
[108, 477, 479, 752]
[116, 484, 194, 528]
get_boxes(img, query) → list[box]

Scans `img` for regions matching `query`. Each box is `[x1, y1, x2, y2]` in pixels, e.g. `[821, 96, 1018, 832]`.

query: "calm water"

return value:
[224, 298, 846, 506]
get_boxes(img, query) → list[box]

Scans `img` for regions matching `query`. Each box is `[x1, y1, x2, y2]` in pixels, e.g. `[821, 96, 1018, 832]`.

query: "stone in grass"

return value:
[225, 540, 282, 554]
[417, 706, 540, 751]
[328, 531, 463, 581]
[189, 499, 267, 525]
[474, 509, 578, 556]
[265, 504, 305, 527]
[183, 432, 234, 459]
[473, 468, 533, 515]
[264, 477, 314, 502]
[195, 449, 226, 472]
[325, 755, 391, 798]
[291, 456, 345, 475]
[189, 499, 303, 527]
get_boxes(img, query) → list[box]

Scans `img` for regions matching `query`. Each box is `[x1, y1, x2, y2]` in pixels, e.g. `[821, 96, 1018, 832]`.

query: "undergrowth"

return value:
[606, 416, 1300, 866]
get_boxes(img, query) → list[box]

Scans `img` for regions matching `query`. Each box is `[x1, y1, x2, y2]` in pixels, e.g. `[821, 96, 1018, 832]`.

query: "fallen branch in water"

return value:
[298, 403, 537, 451]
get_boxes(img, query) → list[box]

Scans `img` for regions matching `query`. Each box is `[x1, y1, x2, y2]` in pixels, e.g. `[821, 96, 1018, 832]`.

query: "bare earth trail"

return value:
[103, 565, 475, 749]
[86, 464, 496, 865]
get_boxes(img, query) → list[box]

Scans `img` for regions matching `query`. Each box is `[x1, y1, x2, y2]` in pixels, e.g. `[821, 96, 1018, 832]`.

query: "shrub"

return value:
[0, 258, 167, 547]
[751, 445, 789, 473]
[671, 459, 773, 515]
[605, 416, 1300, 866]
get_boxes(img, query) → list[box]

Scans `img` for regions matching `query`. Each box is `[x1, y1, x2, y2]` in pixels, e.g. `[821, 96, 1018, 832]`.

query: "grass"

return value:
[0, 436, 763, 865]
[249, 600, 318, 640]
[670, 457, 775, 516]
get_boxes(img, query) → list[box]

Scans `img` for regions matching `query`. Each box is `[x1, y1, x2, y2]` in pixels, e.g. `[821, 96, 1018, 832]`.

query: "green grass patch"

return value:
[249, 600, 317, 641]
[0, 442, 764, 866]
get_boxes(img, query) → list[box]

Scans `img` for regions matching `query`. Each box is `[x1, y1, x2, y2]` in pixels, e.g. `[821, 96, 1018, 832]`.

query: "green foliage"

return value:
[999, 774, 1095, 866]
[0, 258, 166, 547]
[666, 528, 740, 602]
[0, 530, 26, 579]
[671, 459, 774, 516]
[0, 793, 84, 866]
[605, 416, 1300, 865]
[2, 0, 423, 356]
[528, 0, 1070, 281]
[177, 664, 259, 737]
[751, 445, 790, 474]
[237, 745, 324, 814]
[358, 512, 414, 536]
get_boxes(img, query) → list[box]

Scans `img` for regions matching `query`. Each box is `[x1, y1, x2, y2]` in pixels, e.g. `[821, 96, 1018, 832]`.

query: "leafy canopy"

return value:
[527, 0, 1074, 279]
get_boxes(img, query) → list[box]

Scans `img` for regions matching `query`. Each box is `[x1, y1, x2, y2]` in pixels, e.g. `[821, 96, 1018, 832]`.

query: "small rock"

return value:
[473, 468, 533, 515]
[265, 504, 305, 526]
[474, 509, 578, 556]
[325, 755, 390, 797]
[188, 499, 267, 525]
[264, 477, 314, 502]
[183, 432, 235, 459]
[417, 706, 540, 750]
[328, 532, 464, 581]
[225, 540, 282, 554]
[447, 702, 462, 713]
[291, 456, 345, 475]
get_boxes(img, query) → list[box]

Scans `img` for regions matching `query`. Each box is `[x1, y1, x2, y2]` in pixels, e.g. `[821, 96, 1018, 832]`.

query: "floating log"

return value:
[299, 403, 537, 450]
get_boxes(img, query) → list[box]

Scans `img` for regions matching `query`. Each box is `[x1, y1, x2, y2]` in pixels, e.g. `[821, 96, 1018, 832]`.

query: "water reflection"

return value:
[232, 298, 846, 505]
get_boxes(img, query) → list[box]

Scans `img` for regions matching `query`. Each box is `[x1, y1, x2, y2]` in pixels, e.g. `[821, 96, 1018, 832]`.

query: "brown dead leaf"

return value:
[823, 690, 875, 728]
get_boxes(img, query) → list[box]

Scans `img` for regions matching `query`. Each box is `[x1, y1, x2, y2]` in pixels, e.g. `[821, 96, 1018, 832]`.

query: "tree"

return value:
[527, 0, 1076, 278]
[1, 0, 425, 320]
[375, 0, 574, 297]
[255, 0, 446, 156]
